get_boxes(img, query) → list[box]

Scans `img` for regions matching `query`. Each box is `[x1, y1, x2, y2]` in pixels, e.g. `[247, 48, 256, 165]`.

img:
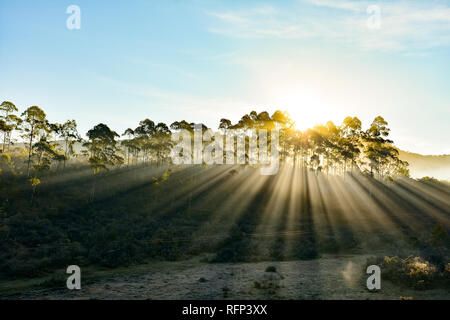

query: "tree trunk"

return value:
[2, 110, 9, 153]
[27, 126, 34, 177]
[63, 140, 68, 171]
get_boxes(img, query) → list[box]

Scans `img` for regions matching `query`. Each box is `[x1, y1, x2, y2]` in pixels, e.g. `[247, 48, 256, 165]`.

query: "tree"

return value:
[84, 123, 124, 173]
[4, 114, 22, 152]
[32, 137, 63, 173]
[272, 110, 294, 130]
[363, 116, 407, 178]
[365, 116, 392, 143]
[84, 123, 124, 201]
[135, 118, 156, 137]
[272, 110, 294, 163]
[135, 119, 156, 164]
[21, 106, 48, 176]
[0, 101, 19, 153]
[170, 120, 194, 132]
[219, 118, 232, 130]
[57, 120, 81, 170]
[152, 122, 172, 166]
[0, 120, 7, 149]
[122, 128, 136, 166]
[341, 116, 362, 173]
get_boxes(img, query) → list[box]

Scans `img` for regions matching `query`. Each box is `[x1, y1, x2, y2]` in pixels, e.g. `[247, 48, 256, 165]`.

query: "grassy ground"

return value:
[1, 166, 448, 299]
[1, 254, 448, 300]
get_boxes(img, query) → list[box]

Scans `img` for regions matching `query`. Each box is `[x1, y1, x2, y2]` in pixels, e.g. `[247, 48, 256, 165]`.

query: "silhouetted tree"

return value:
[0, 101, 20, 153]
[21, 106, 48, 176]
[55, 120, 81, 170]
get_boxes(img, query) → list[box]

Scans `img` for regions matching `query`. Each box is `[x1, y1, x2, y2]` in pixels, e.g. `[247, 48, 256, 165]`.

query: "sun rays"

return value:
[106, 162, 448, 263]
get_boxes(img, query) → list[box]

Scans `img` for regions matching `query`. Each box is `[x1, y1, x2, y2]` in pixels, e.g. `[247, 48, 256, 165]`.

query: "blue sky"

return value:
[1, 0, 449, 154]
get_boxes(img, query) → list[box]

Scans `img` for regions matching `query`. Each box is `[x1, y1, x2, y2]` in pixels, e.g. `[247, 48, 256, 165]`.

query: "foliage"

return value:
[1, 100, 410, 180]
[366, 255, 449, 290]
[84, 123, 124, 174]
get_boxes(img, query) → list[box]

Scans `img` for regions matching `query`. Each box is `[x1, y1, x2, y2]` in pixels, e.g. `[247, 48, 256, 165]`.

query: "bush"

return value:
[265, 266, 277, 273]
[366, 255, 447, 290]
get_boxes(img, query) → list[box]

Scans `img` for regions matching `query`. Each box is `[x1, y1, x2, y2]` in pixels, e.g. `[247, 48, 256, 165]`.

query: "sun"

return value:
[275, 91, 326, 130]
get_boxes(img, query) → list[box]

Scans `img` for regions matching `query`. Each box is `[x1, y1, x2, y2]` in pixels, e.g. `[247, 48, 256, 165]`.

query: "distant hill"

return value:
[399, 150, 450, 180]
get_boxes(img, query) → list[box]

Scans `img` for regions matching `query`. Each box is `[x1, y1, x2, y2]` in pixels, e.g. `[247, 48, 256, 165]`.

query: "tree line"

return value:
[0, 101, 409, 181]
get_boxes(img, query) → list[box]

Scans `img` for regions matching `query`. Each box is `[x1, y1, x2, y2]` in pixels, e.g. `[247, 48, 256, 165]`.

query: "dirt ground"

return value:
[2, 254, 449, 300]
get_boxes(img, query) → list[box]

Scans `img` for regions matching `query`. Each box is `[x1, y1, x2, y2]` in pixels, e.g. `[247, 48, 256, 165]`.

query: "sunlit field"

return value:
[0, 106, 449, 299]
[1, 1, 449, 302]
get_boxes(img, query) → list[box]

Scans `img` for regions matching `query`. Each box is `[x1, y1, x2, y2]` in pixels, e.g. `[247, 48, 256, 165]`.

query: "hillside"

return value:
[399, 150, 450, 180]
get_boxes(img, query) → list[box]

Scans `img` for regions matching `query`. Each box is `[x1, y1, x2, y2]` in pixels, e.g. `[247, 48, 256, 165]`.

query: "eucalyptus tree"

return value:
[32, 135, 64, 173]
[341, 116, 362, 173]
[0, 101, 20, 153]
[218, 118, 232, 131]
[0, 120, 6, 149]
[309, 124, 330, 172]
[271, 110, 294, 163]
[134, 119, 156, 164]
[152, 122, 172, 166]
[363, 116, 389, 176]
[84, 123, 124, 201]
[363, 116, 407, 178]
[84, 123, 124, 174]
[21, 106, 49, 176]
[4, 114, 22, 152]
[121, 128, 136, 166]
[170, 120, 194, 132]
[225, 111, 277, 164]
[229, 113, 253, 130]
[170, 120, 208, 165]
[289, 129, 304, 166]
[55, 120, 81, 170]
[365, 116, 391, 142]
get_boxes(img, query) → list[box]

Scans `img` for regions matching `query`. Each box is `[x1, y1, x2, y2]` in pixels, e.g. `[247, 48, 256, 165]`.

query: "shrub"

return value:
[265, 266, 277, 273]
[366, 256, 444, 290]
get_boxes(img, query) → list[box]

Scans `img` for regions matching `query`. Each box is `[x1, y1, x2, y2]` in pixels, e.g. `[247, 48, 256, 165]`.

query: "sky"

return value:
[0, 0, 449, 155]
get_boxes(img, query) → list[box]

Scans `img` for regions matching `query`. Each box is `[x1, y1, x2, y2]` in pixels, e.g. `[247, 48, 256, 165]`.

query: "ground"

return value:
[1, 254, 448, 300]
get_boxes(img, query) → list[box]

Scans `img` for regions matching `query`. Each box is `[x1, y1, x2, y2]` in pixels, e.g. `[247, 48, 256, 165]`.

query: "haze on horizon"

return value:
[0, 0, 449, 155]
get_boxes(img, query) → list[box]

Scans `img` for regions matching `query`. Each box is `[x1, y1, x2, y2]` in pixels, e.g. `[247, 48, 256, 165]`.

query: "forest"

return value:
[0, 101, 410, 179]
[0, 100, 449, 297]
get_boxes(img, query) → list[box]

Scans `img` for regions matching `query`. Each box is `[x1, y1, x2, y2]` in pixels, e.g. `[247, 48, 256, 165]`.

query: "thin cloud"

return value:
[207, 0, 450, 52]
[306, 0, 363, 12]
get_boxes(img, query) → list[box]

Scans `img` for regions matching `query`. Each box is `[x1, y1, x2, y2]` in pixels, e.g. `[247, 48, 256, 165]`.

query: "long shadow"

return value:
[293, 168, 318, 260]
[369, 176, 442, 228]
[291, 168, 323, 299]
[312, 173, 338, 253]
[27, 164, 172, 216]
[269, 167, 296, 260]
[47, 166, 233, 257]
[213, 176, 275, 262]
[419, 180, 450, 197]
[93, 165, 234, 225]
[349, 174, 428, 242]
[395, 180, 450, 215]
[318, 175, 359, 253]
